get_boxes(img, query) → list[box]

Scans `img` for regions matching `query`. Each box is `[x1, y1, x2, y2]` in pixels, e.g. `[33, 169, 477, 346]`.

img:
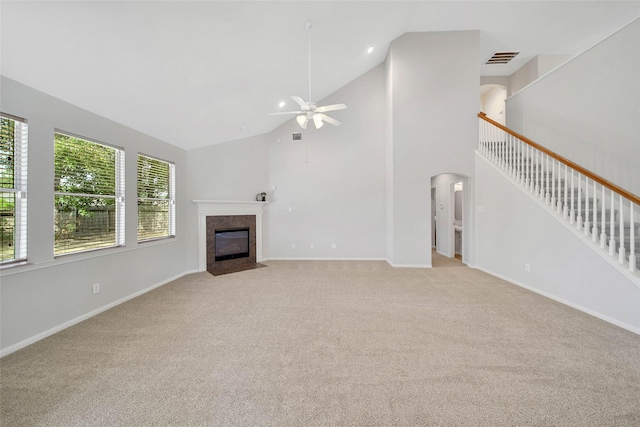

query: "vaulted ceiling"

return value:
[2, 1, 639, 149]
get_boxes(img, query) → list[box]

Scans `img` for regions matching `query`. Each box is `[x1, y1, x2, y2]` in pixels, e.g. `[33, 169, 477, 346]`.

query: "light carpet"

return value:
[2, 257, 640, 426]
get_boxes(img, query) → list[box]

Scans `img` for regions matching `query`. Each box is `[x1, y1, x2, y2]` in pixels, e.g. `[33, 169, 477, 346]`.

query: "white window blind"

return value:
[0, 114, 28, 265]
[54, 131, 125, 255]
[137, 154, 175, 241]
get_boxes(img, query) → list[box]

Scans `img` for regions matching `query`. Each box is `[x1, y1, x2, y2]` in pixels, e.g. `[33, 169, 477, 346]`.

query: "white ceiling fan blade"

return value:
[319, 114, 341, 126]
[299, 116, 309, 130]
[315, 103, 347, 113]
[291, 96, 310, 110]
[269, 111, 304, 116]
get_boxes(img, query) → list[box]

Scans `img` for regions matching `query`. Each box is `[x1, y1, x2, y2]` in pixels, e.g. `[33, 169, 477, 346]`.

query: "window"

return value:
[0, 114, 28, 265]
[54, 132, 124, 255]
[137, 154, 175, 241]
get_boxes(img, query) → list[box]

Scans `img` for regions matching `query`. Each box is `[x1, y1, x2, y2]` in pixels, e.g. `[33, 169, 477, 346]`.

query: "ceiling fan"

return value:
[270, 20, 347, 130]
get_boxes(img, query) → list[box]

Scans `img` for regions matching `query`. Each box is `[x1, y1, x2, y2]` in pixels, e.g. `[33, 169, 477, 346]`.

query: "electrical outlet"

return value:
[291, 243, 296, 250]
[525, 263, 531, 272]
[92, 283, 100, 294]
[310, 243, 314, 249]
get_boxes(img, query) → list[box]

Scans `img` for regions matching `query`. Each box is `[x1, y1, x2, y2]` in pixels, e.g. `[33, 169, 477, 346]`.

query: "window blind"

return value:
[54, 132, 124, 255]
[0, 114, 28, 265]
[137, 154, 175, 241]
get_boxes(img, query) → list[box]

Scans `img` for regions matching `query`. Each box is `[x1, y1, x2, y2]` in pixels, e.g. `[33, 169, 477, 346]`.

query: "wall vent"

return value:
[292, 132, 302, 141]
[485, 51, 519, 65]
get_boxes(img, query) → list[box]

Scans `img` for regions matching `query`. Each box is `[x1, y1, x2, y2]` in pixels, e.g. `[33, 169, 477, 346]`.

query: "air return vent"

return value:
[485, 51, 520, 65]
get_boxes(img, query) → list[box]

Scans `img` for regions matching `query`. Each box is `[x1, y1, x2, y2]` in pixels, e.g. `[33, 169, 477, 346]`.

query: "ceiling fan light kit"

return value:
[270, 20, 347, 130]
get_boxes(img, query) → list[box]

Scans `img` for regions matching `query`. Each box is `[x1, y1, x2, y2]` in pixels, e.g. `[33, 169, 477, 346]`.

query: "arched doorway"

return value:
[480, 84, 507, 125]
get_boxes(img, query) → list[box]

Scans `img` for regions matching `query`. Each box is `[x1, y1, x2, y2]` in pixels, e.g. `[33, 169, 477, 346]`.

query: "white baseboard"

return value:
[0, 269, 199, 358]
[263, 258, 434, 269]
[262, 257, 388, 262]
[389, 263, 432, 268]
[475, 266, 640, 336]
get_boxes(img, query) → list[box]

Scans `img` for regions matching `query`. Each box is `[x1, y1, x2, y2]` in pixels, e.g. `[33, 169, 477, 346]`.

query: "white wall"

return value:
[507, 18, 640, 196]
[536, 54, 574, 77]
[0, 77, 189, 354]
[387, 31, 479, 267]
[267, 65, 386, 259]
[510, 56, 539, 94]
[385, 48, 395, 264]
[510, 54, 574, 95]
[475, 153, 640, 332]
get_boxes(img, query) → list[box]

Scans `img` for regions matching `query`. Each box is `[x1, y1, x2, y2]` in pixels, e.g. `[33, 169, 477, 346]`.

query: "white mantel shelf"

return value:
[193, 200, 269, 272]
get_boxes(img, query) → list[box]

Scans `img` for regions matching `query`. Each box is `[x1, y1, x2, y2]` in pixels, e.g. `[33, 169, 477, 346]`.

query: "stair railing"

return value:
[478, 112, 639, 275]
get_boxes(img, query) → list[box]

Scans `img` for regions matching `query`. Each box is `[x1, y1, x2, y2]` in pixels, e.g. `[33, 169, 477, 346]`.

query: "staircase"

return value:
[478, 113, 640, 281]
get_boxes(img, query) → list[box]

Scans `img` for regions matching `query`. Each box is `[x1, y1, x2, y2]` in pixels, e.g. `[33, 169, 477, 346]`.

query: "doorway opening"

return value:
[480, 84, 507, 125]
[430, 173, 470, 266]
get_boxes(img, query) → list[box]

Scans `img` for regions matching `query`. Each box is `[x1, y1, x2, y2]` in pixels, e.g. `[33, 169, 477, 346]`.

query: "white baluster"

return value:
[592, 180, 598, 242]
[584, 178, 590, 236]
[570, 170, 575, 224]
[489, 128, 495, 163]
[489, 127, 495, 163]
[630, 202, 636, 273]
[600, 185, 607, 248]
[540, 153, 544, 200]
[511, 136, 515, 177]
[508, 135, 512, 176]
[524, 144, 531, 190]
[619, 195, 625, 264]
[529, 145, 534, 191]
[511, 136, 515, 178]
[525, 145, 530, 189]
[576, 174, 582, 230]
[556, 161, 562, 213]
[551, 159, 556, 210]
[545, 155, 550, 204]
[514, 139, 522, 183]
[484, 123, 489, 156]
[534, 150, 539, 196]
[484, 122, 488, 154]
[493, 127, 500, 165]
[521, 140, 526, 186]
[505, 132, 509, 171]
[609, 191, 616, 256]
[498, 130, 502, 167]
[501, 130, 505, 169]
[532, 147, 536, 193]
[563, 165, 568, 219]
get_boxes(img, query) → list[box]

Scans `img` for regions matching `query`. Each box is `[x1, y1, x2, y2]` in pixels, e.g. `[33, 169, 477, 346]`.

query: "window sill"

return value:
[0, 237, 177, 277]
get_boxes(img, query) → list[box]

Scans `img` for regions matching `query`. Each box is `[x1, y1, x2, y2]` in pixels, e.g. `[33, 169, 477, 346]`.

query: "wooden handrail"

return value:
[478, 112, 640, 206]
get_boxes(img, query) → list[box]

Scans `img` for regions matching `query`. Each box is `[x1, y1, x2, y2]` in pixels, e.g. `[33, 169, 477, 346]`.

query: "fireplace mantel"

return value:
[193, 200, 268, 272]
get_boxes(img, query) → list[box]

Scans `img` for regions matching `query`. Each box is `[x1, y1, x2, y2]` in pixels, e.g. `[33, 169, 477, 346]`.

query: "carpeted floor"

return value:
[2, 257, 640, 426]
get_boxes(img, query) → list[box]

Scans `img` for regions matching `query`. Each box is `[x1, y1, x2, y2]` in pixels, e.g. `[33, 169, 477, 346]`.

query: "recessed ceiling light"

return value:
[367, 46, 374, 54]
[278, 101, 286, 108]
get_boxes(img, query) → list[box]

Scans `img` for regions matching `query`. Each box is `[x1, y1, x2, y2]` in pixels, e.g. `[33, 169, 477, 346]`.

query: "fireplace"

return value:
[214, 227, 250, 261]
[194, 200, 268, 274]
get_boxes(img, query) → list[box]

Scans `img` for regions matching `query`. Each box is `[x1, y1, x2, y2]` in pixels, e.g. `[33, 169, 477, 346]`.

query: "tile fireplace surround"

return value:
[194, 200, 268, 272]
